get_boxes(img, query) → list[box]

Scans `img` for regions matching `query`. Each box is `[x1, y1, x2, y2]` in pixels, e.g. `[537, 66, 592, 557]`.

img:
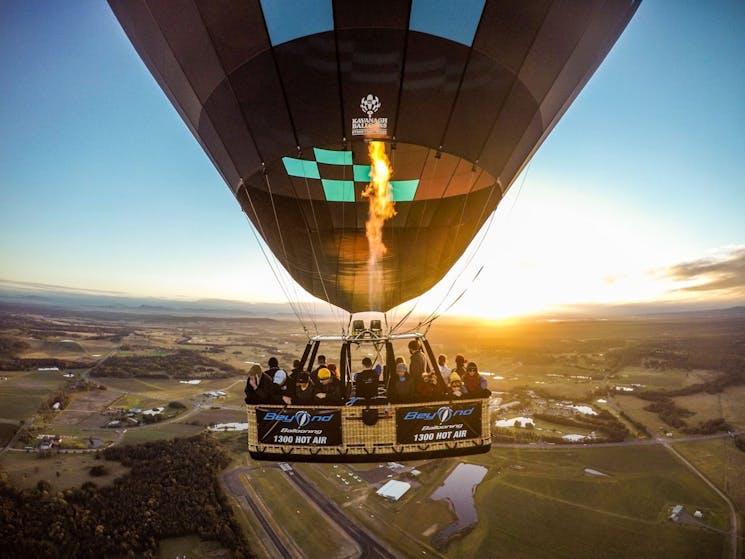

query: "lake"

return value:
[430, 462, 488, 545]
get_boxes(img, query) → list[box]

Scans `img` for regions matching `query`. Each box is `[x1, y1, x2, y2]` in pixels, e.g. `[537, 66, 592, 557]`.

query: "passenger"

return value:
[448, 372, 466, 399]
[293, 371, 316, 405]
[463, 361, 490, 398]
[390, 362, 414, 403]
[453, 354, 467, 379]
[264, 356, 281, 380]
[311, 354, 327, 383]
[355, 357, 379, 400]
[314, 367, 343, 404]
[244, 364, 273, 404]
[395, 356, 405, 366]
[409, 339, 440, 401]
[327, 363, 339, 379]
[271, 368, 292, 405]
[415, 368, 442, 401]
[285, 359, 302, 400]
[437, 354, 451, 384]
[408, 339, 427, 381]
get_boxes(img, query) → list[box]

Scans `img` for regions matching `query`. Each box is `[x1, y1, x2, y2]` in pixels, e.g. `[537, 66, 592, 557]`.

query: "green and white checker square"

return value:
[282, 148, 419, 202]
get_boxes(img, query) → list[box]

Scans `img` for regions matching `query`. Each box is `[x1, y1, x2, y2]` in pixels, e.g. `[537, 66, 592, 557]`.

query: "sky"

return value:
[1, 1, 744, 321]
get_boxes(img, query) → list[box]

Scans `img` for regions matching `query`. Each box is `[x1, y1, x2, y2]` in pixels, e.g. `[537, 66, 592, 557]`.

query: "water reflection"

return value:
[431, 463, 487, 545]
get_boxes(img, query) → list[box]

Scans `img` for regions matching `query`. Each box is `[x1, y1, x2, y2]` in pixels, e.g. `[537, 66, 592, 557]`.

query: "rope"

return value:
[239, 179, 311, 336]
[414, 160, 533, 328]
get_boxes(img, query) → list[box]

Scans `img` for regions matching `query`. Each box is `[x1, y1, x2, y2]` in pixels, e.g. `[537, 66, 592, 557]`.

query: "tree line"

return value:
[0, 435, 254, 558]
[90, 350, 241, 379]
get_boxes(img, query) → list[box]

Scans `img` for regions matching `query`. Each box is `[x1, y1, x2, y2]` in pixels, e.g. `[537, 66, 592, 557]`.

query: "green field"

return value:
[614, 367, 721, 390]
[246, 466, 353, 558]
[119, 423, 203, 444]
[439, 446, 729, 558]
[0, 371, 69, 421]
[2, 450, 131, 491]
[675, 385, 745, 429]
[673, 438, 745, 519]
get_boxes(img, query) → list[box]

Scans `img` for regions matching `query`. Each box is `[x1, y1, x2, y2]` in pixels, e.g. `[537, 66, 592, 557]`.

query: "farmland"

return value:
[1, 302, 743, 558]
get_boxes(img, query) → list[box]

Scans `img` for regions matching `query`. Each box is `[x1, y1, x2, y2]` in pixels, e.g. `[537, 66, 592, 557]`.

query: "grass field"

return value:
[675, 385, 745, 429]
[158, 536, 228, 559]
[245, 466, 353, 558]
[0, 370, 68, 421]
[673, 438, 745, 518]
[0, 422, 18, 446]
[613, 394, 676, 435]
[1, 451, 130, 491]
[101, 375, 245, 403]
[182, 408, 245, 427]
[439, 445, 729, 558]
[119, 423, 203, 444]
[614, 367, 721, 390]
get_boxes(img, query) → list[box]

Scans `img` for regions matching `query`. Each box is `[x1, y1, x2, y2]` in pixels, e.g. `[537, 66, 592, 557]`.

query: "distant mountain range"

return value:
[0, 279, 305, 318]
[0, 278, 743, 321]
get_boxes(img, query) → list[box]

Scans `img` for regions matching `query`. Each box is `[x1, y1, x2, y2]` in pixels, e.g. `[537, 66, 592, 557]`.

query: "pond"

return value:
[494, 416, 534, 428]
[430, 462, 488, 545]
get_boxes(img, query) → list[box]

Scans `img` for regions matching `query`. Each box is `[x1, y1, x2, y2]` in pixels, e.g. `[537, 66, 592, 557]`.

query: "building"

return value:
[376, 480, 411, 502]
[669, 505, 684, 521]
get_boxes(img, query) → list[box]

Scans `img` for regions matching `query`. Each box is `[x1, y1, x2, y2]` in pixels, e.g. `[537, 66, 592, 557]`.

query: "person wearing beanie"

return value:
[315, 367, 343, 404]
[463, 361, 490, 398]
[448, 371, 466, 399]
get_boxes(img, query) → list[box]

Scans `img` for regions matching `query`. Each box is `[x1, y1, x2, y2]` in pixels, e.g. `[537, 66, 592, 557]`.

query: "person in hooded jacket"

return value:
[390, 362, 414, 403]
[244, 364, 273, 404]
[293, 371, 316, 405]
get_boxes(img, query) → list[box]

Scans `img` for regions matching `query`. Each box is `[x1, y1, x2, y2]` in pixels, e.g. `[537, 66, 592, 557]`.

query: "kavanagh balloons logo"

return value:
[360, 94, 381, 117]
[294, 411, 312, 428]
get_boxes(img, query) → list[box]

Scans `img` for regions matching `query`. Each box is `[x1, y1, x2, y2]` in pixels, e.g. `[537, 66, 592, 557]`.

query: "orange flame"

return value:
[362, 141, 396, 266]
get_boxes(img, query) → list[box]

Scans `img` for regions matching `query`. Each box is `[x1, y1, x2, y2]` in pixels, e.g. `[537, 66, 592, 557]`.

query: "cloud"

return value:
[657, 246, 745, 297]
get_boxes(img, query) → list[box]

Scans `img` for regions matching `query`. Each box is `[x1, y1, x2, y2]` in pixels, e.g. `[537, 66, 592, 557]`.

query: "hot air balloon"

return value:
[109, 0, 639, 314]
[109, 0, 638, 460]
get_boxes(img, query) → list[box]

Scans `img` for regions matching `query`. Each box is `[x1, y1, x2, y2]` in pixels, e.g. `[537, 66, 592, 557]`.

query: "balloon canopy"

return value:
[109, 0, 639, 313]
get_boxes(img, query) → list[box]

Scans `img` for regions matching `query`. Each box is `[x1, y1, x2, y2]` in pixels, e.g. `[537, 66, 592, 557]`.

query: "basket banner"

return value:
[257, 408, 342, 446]
[396, 402, 482, 445]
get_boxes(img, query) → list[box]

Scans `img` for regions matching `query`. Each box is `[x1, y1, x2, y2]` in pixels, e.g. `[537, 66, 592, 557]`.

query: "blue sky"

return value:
[1, 1, 744, 319]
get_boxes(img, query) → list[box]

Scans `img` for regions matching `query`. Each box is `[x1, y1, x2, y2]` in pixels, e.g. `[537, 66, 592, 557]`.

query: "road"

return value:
[283, 467, 398, 559]
[221, 468, 293, 559]
[657, 436, 740, 559]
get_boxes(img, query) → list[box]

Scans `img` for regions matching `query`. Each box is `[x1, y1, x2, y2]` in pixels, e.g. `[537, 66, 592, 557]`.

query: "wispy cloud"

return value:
[657, 246, 745, 297]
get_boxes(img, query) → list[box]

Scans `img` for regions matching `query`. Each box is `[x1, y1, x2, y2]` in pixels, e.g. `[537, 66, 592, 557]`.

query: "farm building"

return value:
[376, 480, 411, 502]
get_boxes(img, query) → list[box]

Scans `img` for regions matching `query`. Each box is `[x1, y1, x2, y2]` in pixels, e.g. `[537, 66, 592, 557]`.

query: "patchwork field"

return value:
[1, 304, 743, 559]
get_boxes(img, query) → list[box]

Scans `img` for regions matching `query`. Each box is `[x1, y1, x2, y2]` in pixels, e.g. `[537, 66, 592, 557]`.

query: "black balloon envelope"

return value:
[109, 0, 639, 312]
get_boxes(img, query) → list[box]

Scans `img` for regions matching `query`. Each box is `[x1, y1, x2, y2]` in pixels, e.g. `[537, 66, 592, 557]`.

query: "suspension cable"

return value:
[239, 179, 311, 337]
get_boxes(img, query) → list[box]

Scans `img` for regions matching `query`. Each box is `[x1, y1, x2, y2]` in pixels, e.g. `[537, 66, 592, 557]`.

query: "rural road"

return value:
[283, 466, 398, 559]
[222, 468, 294, 559]
[658, 437, 740, 559]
